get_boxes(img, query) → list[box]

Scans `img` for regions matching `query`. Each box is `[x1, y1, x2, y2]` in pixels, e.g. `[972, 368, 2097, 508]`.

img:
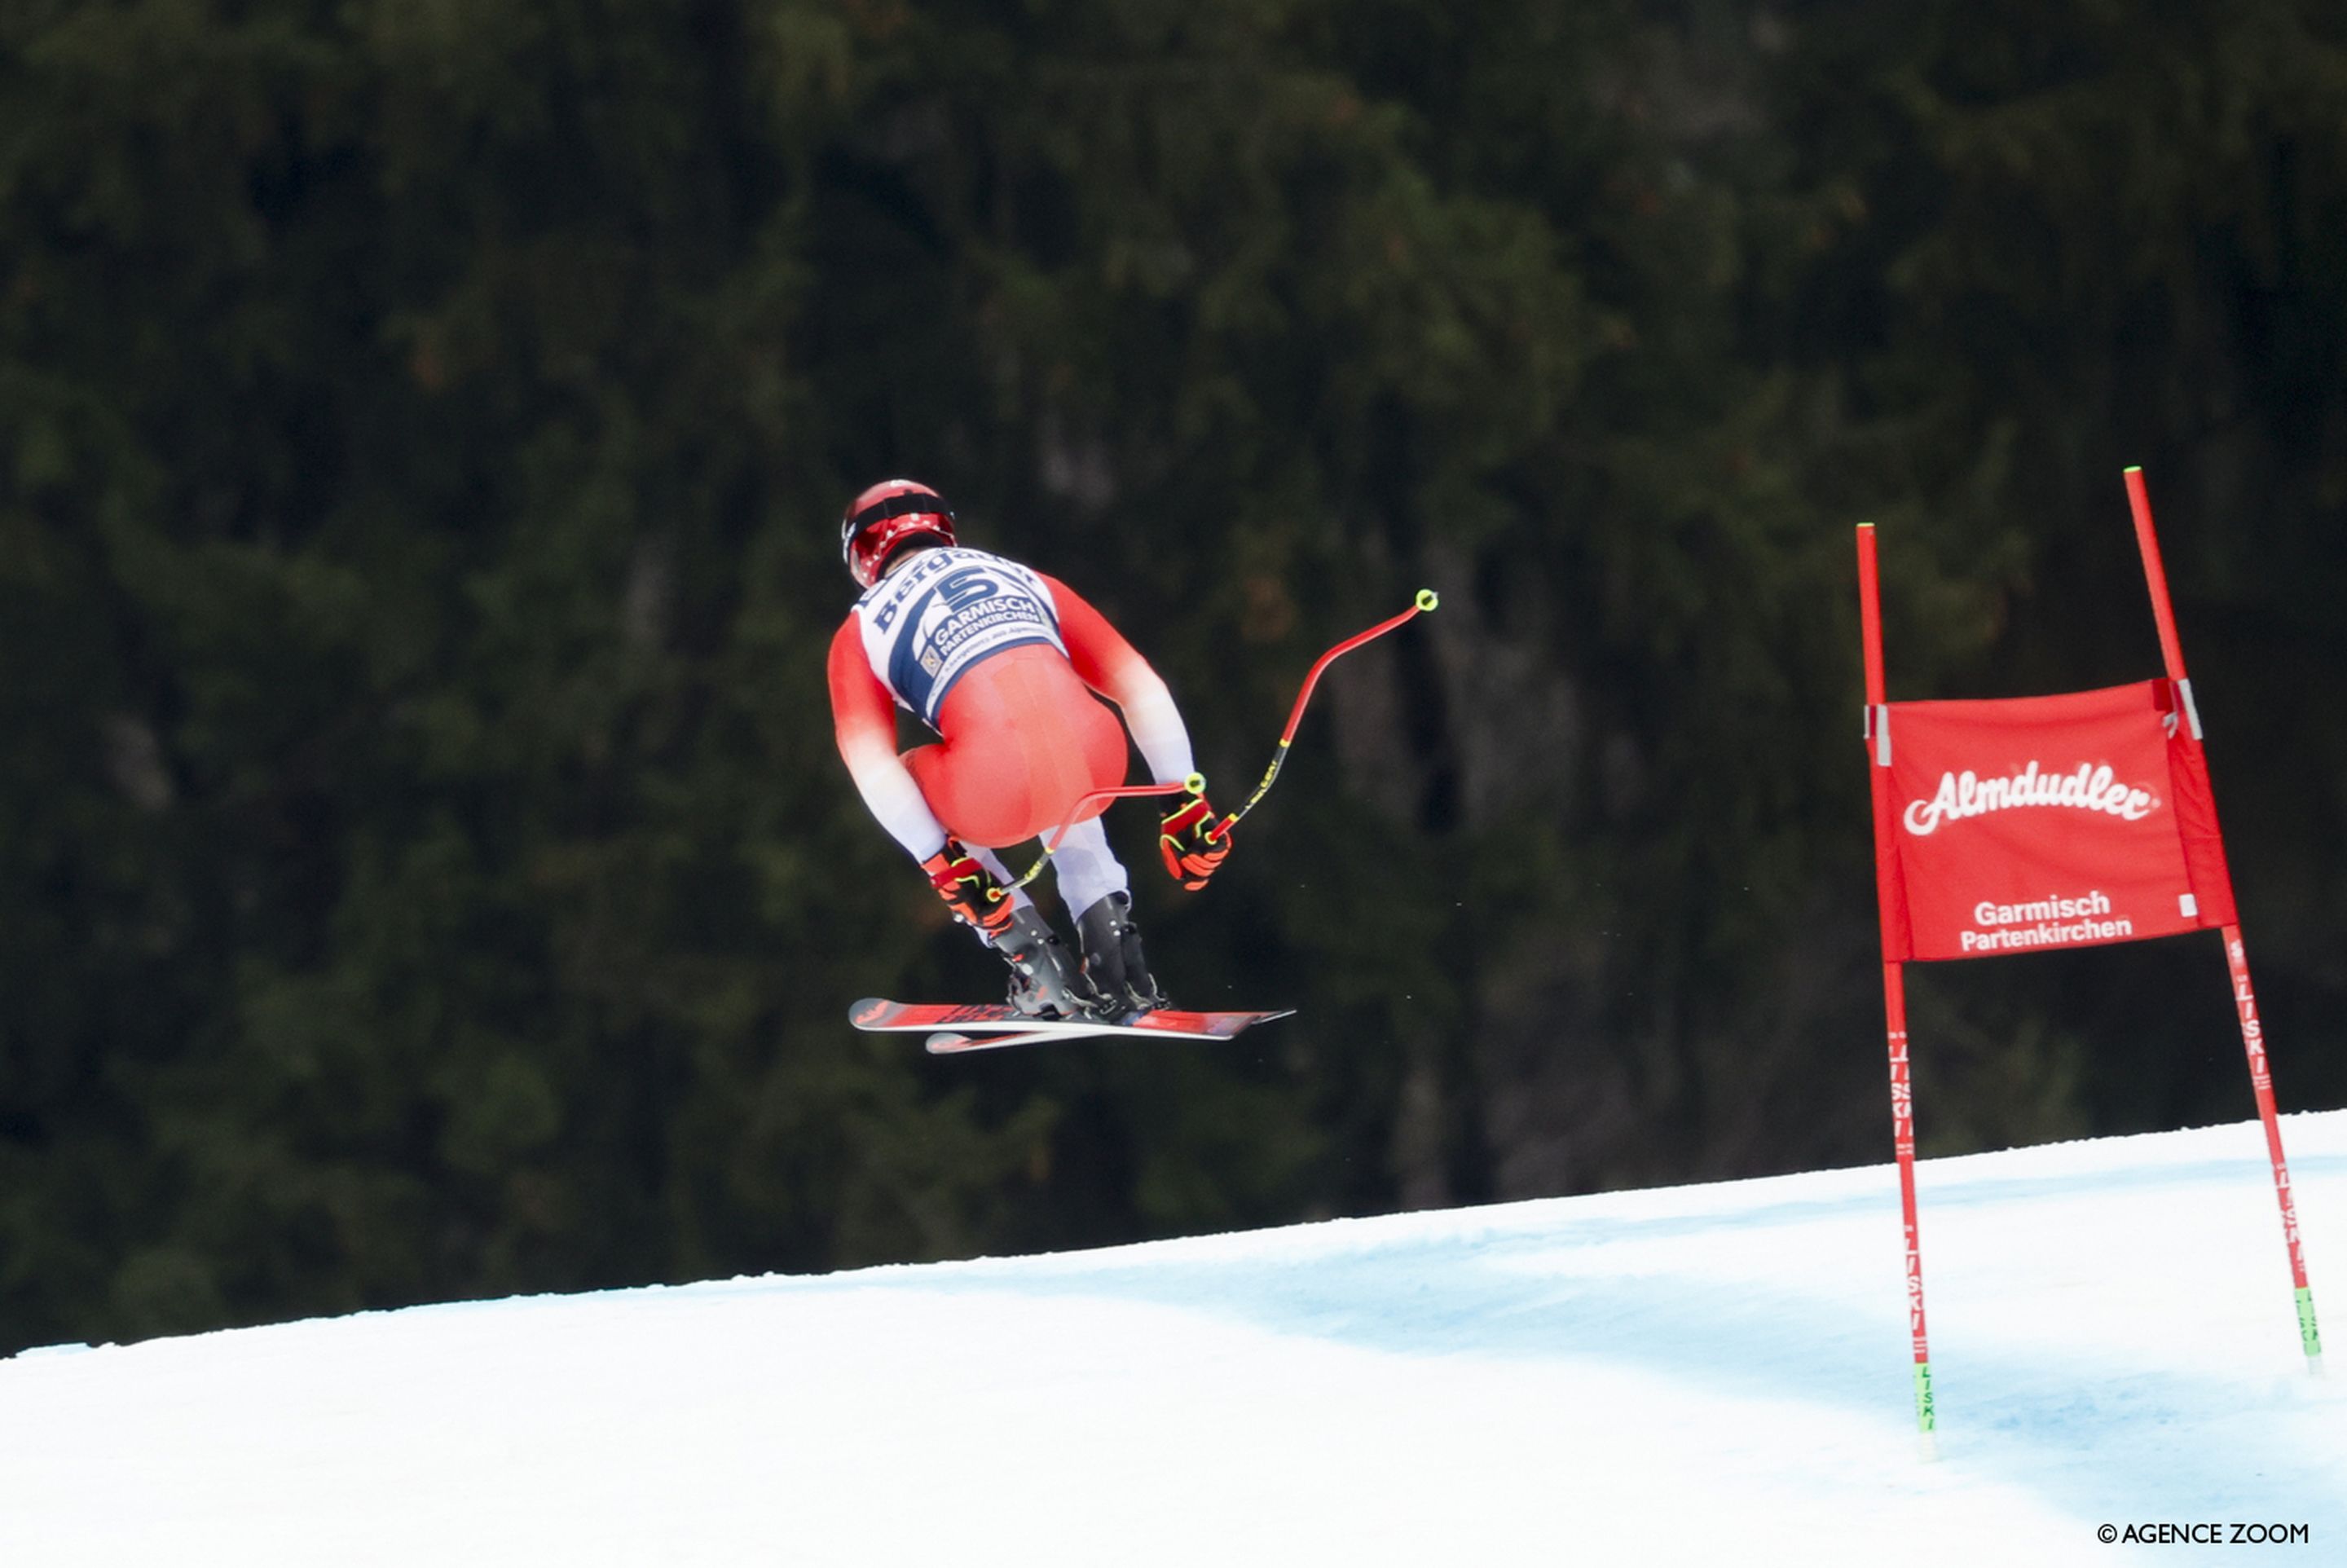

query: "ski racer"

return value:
[827, 479, 1233, 1018]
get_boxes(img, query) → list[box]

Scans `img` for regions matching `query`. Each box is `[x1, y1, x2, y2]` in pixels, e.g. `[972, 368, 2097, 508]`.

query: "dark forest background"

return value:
[4, 0, 2345, 1353]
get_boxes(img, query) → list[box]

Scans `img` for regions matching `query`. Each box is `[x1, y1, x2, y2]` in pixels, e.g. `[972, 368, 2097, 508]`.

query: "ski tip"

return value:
[848, 998, 892, 1027]
[925, 1030, 1019, 1055]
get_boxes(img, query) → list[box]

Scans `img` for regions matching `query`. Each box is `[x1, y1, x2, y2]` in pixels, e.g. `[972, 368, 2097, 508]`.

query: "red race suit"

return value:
[827, 546, 1195, 855]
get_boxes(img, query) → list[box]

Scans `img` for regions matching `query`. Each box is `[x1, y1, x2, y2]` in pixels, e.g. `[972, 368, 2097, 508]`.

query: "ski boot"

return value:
[994, 905, 1099, 1019]
[1075, 891, 1165, 1017]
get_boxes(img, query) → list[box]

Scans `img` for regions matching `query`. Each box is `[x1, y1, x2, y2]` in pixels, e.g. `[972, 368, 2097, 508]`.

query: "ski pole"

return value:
[1206, 588, 1439, 841]
[1003, 776, 1205, 892]
[998, 588, 1438, 892]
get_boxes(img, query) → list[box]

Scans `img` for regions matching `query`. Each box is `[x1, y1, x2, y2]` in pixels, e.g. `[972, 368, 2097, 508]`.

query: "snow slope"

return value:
[4, 1112, 2341, 1567]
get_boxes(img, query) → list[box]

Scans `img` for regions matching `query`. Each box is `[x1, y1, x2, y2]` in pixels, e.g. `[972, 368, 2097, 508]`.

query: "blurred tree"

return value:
[1768, 0, 2347, 1137]
[1, 0, 2342, 1354]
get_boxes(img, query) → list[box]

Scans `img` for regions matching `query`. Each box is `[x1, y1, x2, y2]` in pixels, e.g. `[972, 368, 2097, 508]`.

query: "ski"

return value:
[850, 998, 1061, 1034]
[848, 997, 1292, 1053]
[923, 1008, 1294, 1055]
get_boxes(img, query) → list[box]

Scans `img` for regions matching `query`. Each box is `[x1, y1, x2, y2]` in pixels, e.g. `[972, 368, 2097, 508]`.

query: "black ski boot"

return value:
[1075, 891, 1165, 1016]
[995, 905, 1099, 1018]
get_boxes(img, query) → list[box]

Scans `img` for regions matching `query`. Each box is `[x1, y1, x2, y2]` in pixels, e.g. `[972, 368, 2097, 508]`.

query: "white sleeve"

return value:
[830, 616, 950, 861]
[1114, 669, 1196, 786]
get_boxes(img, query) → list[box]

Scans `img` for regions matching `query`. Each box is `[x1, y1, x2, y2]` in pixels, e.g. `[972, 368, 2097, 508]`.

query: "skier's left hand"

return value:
[1159, 795, 1233, 890]
[922, 840, 1017, 936]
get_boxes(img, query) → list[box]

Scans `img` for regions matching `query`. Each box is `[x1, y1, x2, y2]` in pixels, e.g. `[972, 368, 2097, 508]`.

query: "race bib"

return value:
[855, 548, 1067, 725]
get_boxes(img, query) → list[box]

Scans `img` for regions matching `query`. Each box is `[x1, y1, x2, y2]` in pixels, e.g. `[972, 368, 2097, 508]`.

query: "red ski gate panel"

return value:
[1875, 680, 2238, 962]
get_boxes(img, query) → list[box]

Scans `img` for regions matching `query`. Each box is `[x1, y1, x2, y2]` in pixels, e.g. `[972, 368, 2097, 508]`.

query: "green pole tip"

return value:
[1415, 588, 1440, 612]
[1184, 772, 1207, 795]
[2124, 465, 2142, 474]
[1857, 521, 1875, 531]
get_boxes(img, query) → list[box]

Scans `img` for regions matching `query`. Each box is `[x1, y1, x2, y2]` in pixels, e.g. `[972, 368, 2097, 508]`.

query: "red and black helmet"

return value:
[841, 479, 957, 589]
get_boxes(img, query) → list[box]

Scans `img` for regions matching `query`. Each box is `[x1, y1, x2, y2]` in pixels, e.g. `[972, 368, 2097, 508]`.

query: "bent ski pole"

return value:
[1004, 775, 1204, 892]
[995, 588, 1438, 894]
[1207, 588, 1439, 841]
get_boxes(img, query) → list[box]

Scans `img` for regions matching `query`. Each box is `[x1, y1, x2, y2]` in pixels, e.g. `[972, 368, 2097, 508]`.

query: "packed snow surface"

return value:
[4, 1112, 2342, 1566]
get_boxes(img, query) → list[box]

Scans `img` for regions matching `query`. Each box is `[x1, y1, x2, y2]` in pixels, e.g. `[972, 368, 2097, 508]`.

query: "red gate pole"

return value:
[1858, 524, 1939, 1440]
[2124, 468, 2323, 1371]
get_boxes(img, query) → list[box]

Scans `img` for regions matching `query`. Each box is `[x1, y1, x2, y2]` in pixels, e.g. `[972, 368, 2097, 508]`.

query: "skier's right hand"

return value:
[922, 840, 1017, 937]
[1159, 794, 1233, 890]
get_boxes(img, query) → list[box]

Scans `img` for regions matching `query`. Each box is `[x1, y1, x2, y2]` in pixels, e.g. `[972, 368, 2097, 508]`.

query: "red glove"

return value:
[1159, 795, 1234, 890]
[922, 841, 1015, 936]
